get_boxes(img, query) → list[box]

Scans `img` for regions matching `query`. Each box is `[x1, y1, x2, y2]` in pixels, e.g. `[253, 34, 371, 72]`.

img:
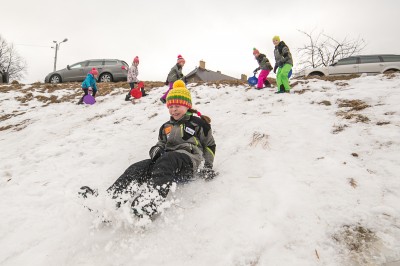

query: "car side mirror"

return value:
[67, 65, 71, 70]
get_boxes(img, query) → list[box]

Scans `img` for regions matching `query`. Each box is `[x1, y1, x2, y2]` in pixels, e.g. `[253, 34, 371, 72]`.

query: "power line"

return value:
[15, 44, 52, 48]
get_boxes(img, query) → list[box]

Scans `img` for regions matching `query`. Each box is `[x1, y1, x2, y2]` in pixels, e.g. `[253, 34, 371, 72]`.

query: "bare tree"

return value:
[0, 35, 27, 81]
[297, 29, 366, 72]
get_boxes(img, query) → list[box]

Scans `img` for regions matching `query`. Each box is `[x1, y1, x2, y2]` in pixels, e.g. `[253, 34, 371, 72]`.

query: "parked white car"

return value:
[304, 54, 400, 77]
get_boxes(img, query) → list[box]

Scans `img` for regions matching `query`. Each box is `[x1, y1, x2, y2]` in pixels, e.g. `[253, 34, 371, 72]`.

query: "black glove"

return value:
[278, 61, 284, 67]
[165, 80, 169, 85]
[149, 145, 164, 162]
[253, 68, 259, 74]
[183, 76, 187, 83]
[199, 167, 218, 180]
[273, 64, 278, 74]
[198, 163, 218, 180]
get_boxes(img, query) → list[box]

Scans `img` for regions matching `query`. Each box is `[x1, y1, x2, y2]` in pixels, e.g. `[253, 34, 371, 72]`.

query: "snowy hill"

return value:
[1, 75, 400, 266]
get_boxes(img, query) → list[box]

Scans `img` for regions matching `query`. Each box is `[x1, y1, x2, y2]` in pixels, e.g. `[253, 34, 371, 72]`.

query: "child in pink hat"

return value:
[252, 48, 273, 89]
[77, 68, 98, 104]
[160, 55, 186, 103]
[125, 56, 147, 101]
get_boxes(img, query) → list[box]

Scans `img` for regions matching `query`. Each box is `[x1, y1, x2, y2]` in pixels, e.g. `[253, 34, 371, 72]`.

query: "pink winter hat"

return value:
[133, 56, 139, 63]
[90, 68, 99, 75]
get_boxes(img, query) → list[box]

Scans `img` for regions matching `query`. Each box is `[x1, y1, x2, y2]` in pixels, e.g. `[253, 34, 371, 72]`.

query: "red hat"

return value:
[177, 54, 185, 64]
[133, 56, 139, 63]
[90, 68, 99, 75]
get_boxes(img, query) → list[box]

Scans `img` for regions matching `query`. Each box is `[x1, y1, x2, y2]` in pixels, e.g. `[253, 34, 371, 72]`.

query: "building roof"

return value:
[186, 67, 237, 82]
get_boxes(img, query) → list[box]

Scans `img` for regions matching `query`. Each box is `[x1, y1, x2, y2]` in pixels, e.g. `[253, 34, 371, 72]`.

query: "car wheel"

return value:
[99, 73, 113, 82]
[384, 69, 399, 74]
[309, 72, 324, 77]
[50, 74, 62, 83]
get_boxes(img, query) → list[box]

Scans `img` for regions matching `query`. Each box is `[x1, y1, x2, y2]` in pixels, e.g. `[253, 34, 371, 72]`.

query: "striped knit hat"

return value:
[166, 80, 192, 108]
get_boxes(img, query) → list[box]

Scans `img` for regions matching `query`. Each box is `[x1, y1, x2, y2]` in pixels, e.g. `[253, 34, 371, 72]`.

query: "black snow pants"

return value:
[107, 151, 193, 216]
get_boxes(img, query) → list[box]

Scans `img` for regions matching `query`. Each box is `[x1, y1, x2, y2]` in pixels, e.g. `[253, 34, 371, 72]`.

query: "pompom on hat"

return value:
[133, 56, 139, 63]
[90, 68, 99, 75]
[272, 36, 280, 42]
[166, 80, 192, 109]
[253, 48, 260, 55]
[177, 54, 185, 64]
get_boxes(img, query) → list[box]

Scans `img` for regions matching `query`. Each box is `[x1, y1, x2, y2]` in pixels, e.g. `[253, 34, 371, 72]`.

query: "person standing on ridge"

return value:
[273, 36, 293, 93]
[252, 48, 273, 89]
[160, 55, 185, 103]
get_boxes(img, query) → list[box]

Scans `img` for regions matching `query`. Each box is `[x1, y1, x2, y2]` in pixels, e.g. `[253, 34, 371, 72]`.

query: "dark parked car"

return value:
[305, 54, 400, 77]
[45, 59, 129, 83]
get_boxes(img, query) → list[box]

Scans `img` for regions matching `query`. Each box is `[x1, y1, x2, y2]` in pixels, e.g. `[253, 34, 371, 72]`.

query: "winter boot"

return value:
[141, 88, 148, 97]
[160, 97, 166, 104]
[264, 80, 272, 88]
[125, 94, 131, 101]
[275, 84, 286, 94]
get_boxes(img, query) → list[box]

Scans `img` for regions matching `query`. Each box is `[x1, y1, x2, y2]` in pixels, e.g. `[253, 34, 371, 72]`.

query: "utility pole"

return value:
[52, 38, 68, 72]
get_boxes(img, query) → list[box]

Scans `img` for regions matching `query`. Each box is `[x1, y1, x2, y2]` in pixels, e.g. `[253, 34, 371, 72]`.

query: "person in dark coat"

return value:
[160, 55, 185, 103]
[105, 80, 216, 218]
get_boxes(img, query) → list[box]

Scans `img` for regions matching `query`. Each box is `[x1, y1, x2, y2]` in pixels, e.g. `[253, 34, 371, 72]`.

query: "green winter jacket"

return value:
[155, 114, 216, 169]
[167, 64, 184, 83]
[256, 54, 273, 71]
[274, 41, 293, 67]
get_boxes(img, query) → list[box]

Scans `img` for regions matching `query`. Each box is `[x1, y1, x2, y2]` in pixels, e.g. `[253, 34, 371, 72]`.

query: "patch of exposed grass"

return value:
[335, 81, 349, 87]
[376, 121, 390, 126]
[332, 124, 348, 134]
[336, 111, 370, 123]
[335, 99, 370, 123]
[148, 113, 158, 119]
[15, 92, 34, 103]
[249, 132, 269, 149]
[300, 74, 361, 81]
[383, 71, 400, 79]
[348, 178, 357, 188]
[190, 79, 247, 88]
[333, 224, 376, 251]
[333, 224, 377, 258]
[0, 119, 31, 132]
[337, 99, 370, 111]
[293, 88, 310, 94]
[384, 112, 395, 115]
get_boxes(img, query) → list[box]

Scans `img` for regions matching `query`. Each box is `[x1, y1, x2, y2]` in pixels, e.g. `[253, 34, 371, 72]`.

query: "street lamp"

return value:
[52, 38, 68, 72]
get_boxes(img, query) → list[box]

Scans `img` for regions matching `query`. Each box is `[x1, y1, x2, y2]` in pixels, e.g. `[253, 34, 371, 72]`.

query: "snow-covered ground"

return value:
[1, 75, 400, 266]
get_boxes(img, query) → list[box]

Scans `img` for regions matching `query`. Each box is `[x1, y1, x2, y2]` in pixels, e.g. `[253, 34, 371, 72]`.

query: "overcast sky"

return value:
[1, 0, 399, 83]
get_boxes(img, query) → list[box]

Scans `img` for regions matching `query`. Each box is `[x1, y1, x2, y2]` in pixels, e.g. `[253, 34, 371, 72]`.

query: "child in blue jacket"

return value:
[78, 68, 98, 104]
